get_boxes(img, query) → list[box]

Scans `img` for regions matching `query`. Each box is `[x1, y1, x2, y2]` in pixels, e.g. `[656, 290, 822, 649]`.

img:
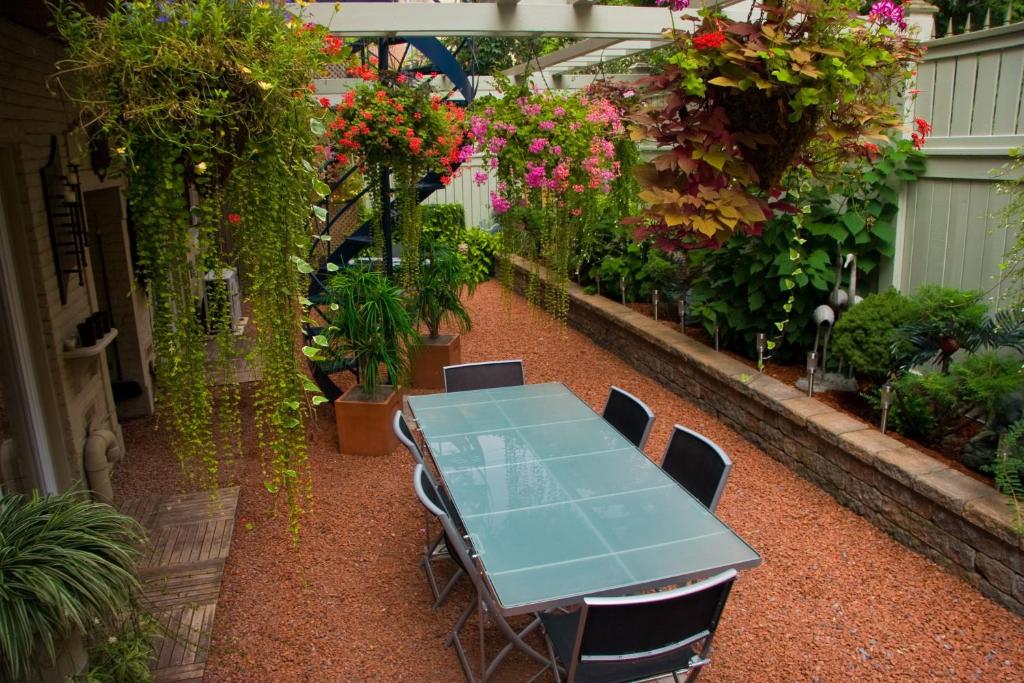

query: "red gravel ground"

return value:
[114, 280, 1024, 682]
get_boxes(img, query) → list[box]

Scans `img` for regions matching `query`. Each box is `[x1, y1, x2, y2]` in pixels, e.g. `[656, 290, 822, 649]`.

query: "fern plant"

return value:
[0, 492, 144, 681]
[321, 268, 420, 396]
[989, 419, 1024, 534]
[414, 245, 475, 340]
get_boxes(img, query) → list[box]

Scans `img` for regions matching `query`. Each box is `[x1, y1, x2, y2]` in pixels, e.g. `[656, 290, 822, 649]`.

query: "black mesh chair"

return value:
[412, 466, 548, 681]
[412, 464, 466, 609]
[443, 360, 525, 393]
[393, 410, 424, 466]
[661, 425, 733, 512]
[538, 569, 738, 683]
[602, 386, 655, 450]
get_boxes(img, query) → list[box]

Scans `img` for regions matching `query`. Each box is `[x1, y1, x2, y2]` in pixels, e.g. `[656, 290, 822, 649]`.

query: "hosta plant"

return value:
[628, 0, 924, 249]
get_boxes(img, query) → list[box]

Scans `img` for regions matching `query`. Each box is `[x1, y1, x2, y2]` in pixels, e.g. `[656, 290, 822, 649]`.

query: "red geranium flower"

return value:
[915, 117, 932, 136]
[227, 213, 241, 224]
[693, 31, 727, 50]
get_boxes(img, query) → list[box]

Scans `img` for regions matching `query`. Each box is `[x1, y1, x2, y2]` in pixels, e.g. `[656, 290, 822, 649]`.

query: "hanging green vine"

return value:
[54, 0, 349, 537]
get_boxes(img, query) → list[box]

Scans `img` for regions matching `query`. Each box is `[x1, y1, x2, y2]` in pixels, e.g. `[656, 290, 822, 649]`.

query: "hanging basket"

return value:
[716, 88, 820, 189]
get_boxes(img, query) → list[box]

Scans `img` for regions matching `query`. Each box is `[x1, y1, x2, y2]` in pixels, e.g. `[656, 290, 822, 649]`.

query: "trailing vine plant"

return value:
[54, 0, 349, 537]
[468, 77, 624, 318]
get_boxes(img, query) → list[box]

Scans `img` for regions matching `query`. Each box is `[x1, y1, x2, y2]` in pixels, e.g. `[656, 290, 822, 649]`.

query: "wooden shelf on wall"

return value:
[63, 328, 118, 360]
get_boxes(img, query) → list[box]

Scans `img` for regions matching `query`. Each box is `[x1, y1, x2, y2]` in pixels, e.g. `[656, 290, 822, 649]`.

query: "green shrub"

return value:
[421, 204, 466, 243]
[884, 352, 1022, 452]
[831, 289, 917, 384]
[459, 228, 500, 285]
[580, 218, 679, 304]
[885, 371, 964, 447]
[687, 138, 924, 363]
[953, 352, 1024, 421]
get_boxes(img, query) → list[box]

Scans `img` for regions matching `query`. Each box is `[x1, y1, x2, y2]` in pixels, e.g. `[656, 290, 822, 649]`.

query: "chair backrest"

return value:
[660, 425, 732, 512]
[412, 464, 476, 574]
[602, 386, 655, 450]
[566, 569, 738, 682]
[443, 360, 525, 393]
[394, 410, 424, 466]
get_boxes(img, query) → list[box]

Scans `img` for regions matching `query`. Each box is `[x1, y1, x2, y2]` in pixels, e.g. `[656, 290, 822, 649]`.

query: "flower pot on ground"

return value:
[0, 491, 144, 682]
[321, 268, 419, 456]
[411, 245, 475, 389]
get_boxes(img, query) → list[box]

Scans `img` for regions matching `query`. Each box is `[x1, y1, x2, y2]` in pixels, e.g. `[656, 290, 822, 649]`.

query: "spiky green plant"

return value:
[415, 245, 475, 339]
[0, 491, 144, 681]
[322, 268, 420, 395]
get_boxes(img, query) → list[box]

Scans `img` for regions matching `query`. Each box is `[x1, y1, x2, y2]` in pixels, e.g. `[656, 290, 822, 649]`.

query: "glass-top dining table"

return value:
[407, 382, 761, 618]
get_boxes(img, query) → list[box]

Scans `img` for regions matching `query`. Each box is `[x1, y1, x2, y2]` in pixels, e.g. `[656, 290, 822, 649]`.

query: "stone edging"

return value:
[509, 257, 1024, 615]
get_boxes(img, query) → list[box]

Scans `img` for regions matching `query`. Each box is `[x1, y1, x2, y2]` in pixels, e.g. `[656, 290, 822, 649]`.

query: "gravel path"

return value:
[114, 280, 1024, 682]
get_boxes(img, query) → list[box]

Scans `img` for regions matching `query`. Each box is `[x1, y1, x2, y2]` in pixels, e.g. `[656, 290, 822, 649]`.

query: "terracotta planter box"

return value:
[334, 384, 402, 456]
[411, 334, 461, 390]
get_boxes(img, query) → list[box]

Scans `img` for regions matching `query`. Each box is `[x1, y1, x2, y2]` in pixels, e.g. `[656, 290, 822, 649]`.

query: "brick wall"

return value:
[0, 18, 123, 489]
[511, 258, 1024, 616]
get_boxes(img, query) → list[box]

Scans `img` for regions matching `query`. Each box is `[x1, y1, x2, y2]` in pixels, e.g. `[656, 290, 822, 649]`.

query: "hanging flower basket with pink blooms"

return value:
[468, 77, 626, 317]
[628, 0, 925, 250]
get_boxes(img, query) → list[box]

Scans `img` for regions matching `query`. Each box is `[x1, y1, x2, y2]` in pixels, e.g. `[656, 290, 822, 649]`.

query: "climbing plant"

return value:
[323, 65, 471, 290]
[54, 0, 349, 536]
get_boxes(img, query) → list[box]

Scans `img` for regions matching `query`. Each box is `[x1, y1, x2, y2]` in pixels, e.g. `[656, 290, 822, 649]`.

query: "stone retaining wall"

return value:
[510, 258, 1024, 615]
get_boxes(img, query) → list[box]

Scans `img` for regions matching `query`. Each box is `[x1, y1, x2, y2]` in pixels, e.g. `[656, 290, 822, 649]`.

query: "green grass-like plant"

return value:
[322, 268, 420, 396]
[76, 614, 160, 683]
[415, 246, 475, 339]
[0, 492, 144, 681]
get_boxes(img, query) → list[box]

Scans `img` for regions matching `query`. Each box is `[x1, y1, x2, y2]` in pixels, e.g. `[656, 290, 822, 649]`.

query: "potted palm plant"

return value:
[0, 490, 143, 683]
[411, 245, 475, 389]
[322, 267, 420, 456]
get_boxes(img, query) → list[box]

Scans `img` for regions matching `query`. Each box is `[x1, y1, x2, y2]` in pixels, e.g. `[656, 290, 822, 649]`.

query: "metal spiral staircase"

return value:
[306, 35, 477, 401]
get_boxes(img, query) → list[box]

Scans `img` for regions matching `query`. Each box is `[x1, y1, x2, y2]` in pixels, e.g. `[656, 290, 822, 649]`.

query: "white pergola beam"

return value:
[287, 3, 692, 39]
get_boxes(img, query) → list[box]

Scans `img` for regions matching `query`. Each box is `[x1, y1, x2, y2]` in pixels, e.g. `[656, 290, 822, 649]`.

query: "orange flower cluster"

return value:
[324, 71, 470, 183]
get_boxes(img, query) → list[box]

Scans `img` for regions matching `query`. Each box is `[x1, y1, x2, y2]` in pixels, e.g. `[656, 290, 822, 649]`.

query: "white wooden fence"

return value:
[894, 21, 1024, 302]
[422, 156, 499, 230]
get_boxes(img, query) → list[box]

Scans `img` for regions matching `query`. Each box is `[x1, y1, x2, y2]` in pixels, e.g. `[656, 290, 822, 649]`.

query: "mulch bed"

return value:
[114, 280, 1024, 682]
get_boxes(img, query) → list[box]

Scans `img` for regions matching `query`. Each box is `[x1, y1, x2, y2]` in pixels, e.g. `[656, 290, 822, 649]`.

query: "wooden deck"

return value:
[120, 487, 240, 683]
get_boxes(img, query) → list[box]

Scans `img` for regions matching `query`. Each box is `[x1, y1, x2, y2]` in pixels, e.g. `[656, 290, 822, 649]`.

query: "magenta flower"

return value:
[523, 104, 542, 117]
[525, 162, 547, 188]
[553, 106, 566, 117]
[539, 120, 555, 131]
[490, 191, 511, 214]
[470, 116, 489, 139]
[528, 138, 548, 154]
[572, 184, 584, 193]
[488, 136, 507, 154]
[869, 0, 906, 29]
[654, 0, 690, 10]
[473, 171, 489, 185]
[551, 145, 562, 157]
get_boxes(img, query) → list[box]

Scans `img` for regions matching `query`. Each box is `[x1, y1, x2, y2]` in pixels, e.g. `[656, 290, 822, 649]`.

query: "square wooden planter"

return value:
[411, 334, 461, 390]
[334, 384, 402, 456]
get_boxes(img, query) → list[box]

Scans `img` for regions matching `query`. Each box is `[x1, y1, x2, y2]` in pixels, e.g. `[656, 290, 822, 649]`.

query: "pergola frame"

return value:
[296, 1, 754, 96]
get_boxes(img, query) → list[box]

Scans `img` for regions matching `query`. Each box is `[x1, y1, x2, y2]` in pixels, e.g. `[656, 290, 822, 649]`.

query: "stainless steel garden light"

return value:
[756, 332, 766, 371]
[806, 351, 817, 397]
[880, 383, 893, 433]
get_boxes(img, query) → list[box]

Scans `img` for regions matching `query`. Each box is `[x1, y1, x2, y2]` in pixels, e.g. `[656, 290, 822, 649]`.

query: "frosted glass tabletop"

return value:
[408, 382, 761, 615]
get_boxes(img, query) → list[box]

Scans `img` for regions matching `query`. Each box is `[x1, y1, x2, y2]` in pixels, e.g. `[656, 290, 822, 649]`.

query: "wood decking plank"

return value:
[121, 487, 238, 683]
